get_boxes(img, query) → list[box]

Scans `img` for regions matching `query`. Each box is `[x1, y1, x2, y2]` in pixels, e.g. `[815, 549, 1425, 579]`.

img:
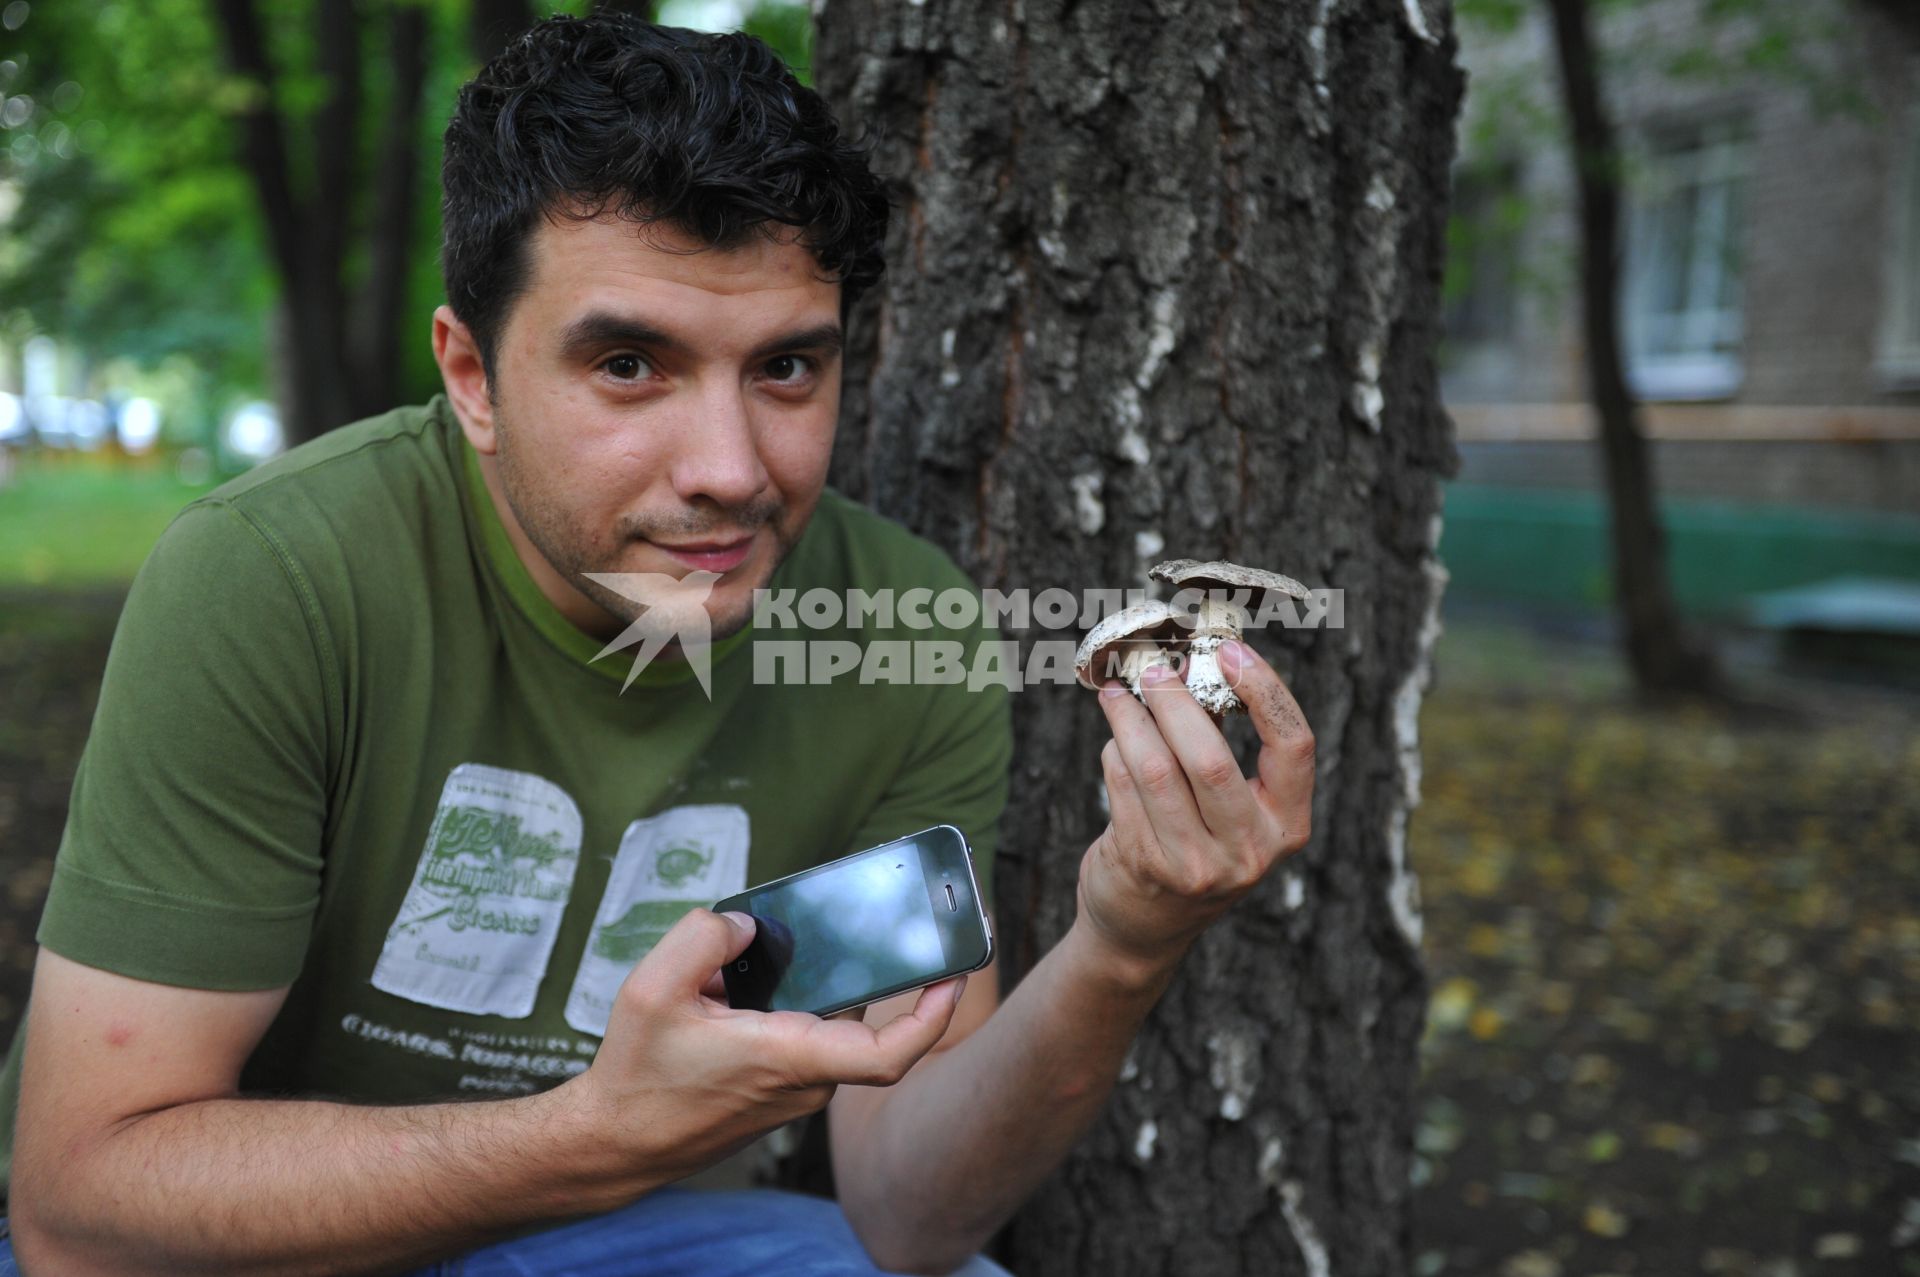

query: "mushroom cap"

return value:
[1149, 558, 1310, 601]
[1073, 599, 1183, 691]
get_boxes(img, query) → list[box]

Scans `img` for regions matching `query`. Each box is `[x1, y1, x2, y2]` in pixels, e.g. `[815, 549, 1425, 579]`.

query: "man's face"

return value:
[478, 212, 843, 645]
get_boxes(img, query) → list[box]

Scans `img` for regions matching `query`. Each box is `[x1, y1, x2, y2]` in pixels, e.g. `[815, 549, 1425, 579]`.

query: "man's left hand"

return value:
[1078, 638, 1316, 973]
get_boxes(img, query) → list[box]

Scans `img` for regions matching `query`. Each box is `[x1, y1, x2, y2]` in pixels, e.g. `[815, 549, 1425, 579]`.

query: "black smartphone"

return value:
[712, 824, 994, 1016]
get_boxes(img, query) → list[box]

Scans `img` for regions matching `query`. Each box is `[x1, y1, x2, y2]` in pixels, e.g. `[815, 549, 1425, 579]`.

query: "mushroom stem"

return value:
[1182, 645, 1240, 716]
[1119, 644, 1179, 699]
[1178, 594, 1250, 715]
[1187, 595, 1250, 640]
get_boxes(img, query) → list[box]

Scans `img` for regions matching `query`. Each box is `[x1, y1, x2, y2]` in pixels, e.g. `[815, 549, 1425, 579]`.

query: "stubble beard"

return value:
[492, 414, 794, 647]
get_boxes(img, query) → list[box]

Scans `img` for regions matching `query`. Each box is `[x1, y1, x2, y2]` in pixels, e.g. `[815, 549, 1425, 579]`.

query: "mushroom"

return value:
[1073, 599, 1185, 701]
[1147, 559, 1311, 716]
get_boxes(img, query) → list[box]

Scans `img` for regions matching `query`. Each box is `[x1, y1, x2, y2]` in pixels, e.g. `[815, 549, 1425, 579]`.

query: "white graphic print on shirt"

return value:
[564, 804, 751, 1036]
[371, 764, 584, 1018]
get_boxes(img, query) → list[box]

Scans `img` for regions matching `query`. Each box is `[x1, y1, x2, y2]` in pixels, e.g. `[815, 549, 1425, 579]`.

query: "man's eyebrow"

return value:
[557, 311, 689, 361]
[746, 323, 844, 362]
[556, 313, 844, 365]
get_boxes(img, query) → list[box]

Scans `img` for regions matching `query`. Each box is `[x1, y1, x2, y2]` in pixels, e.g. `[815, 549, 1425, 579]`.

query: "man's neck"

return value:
[470, 447, 649, 649]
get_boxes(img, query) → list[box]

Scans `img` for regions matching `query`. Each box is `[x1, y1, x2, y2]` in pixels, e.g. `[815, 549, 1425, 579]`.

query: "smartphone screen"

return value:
[717, 826, 990, 1015]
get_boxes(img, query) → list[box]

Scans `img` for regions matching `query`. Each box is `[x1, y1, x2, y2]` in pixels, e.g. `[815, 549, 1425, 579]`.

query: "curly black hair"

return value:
[439, 12, 888, 380]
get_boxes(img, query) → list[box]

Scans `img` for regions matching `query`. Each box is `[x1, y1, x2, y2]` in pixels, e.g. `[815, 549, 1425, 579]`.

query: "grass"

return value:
[0, 452, 219, 586]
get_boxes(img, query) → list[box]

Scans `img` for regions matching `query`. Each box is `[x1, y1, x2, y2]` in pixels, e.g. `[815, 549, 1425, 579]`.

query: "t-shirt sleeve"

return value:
[842, 592, 1014, 911]
[36, 498, 334, 990]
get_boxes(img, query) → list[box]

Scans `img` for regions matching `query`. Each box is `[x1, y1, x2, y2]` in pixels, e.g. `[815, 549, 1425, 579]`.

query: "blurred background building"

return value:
[1442, 0, 1920, 631]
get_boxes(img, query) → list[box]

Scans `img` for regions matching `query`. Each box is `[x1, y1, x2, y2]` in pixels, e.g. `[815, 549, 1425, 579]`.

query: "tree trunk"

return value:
[210, 0, 433, 445]
[310, 0, 363, 423]
[349, 1, 431, 417]
[1542, 0, 1722, 700]
[209, 0, 354, 444]
[814, 2, 1463, 1273]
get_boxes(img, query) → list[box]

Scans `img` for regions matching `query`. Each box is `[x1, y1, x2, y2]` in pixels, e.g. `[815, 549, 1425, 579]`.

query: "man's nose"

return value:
[669, 378, 771, 512]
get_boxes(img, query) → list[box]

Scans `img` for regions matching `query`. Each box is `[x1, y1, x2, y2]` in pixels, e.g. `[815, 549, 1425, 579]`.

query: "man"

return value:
[0, 13, 1315, 1276]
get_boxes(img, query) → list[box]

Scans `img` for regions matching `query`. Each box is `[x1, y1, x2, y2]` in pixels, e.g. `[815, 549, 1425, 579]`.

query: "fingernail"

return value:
[722, 910, 755, 935]
[1219, 640, 1248, 677]
[1100, 680, 1126, 700]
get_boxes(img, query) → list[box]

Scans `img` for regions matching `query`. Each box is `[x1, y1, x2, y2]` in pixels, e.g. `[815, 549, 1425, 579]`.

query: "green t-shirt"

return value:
[0, 395, 1012, 1195]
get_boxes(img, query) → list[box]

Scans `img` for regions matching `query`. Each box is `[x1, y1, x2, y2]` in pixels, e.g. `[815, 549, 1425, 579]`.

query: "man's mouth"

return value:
[651, 533, 755, 574]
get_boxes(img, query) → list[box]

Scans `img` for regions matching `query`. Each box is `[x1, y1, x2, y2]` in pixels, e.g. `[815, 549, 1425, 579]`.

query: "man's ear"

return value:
[432, 305, 498, 456]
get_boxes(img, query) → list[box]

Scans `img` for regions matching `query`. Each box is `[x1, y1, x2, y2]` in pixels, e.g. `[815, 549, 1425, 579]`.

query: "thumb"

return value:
[631, 907, 756, 997]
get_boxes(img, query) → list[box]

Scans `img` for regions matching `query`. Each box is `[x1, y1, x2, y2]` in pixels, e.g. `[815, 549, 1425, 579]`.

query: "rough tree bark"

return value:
[209, 0, 432, 444]
[1542, 0, 1721, 700]
[814, 2, 1462, 1273]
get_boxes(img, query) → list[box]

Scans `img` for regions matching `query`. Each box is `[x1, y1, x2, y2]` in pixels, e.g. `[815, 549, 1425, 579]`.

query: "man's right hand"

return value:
[568, 908, 967, 1188]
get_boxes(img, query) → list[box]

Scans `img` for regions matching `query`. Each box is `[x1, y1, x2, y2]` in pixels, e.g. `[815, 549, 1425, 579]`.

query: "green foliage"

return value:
[0, 0, 822, 420]
[1456, 0, 1528, 35]
[743, 1, 812, 85]
[0, 0, 273, 395]
[1647, 0, 1877, 122]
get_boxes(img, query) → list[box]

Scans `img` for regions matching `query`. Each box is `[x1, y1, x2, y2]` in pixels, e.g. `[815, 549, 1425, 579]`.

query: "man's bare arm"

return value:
[831, 922, 1177, 1275]
[831, 640, 1316, 1274]
[13, 909, 964, 1277]
[17, 1083, 636, 1277]
[8, 950, 641, 1276]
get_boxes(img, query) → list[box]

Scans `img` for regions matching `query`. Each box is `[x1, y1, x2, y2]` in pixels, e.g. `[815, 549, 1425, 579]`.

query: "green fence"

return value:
[1438, 484, 1920, 619]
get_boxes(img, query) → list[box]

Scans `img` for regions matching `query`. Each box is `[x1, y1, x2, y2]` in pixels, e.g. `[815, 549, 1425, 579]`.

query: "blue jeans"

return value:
[0, 1190, 1014, 1276]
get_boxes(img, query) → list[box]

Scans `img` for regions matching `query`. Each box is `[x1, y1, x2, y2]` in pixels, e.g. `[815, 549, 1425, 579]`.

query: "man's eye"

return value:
[764, 355, 815, 384]
[602, 354, 651, 381]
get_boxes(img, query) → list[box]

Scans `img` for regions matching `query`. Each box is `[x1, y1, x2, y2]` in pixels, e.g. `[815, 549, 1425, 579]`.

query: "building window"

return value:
[1442, 161, 1522, 349]
[1624, 121, 1750, 400]
[1877, 92, 1920, 386]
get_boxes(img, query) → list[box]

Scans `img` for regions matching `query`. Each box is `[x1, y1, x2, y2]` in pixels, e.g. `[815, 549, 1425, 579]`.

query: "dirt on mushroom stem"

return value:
[1168, 594, 1256, 716]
